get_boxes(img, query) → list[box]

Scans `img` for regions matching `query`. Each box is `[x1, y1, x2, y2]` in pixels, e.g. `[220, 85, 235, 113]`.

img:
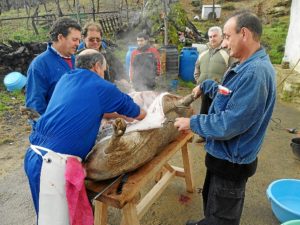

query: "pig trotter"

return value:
[113, 118, 127, 137]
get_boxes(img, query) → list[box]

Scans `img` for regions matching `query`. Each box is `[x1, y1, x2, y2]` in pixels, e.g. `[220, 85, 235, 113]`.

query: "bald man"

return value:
[24, 49, 146, 225]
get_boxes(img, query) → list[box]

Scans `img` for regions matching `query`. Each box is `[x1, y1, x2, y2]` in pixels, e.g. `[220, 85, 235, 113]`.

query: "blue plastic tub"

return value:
[266, 179, 300, 223]
[179, 47, 198, 82]
[4, 72, 27, 91]
[125, 45, 137, 78]
[282, 220, 300, 225]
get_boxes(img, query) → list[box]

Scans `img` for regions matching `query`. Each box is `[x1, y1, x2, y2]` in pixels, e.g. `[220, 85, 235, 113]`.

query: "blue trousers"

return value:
[24, 148, 43, 215]
[199, 170, 248, 225]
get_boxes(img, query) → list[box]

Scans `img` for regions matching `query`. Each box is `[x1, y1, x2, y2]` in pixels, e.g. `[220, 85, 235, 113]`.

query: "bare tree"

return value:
[24, 0, 32, 29]
[65, 0, 74, 12]
[97, 0, 100, 13]
[54, 0, 63, 17]
[91, 0, 95, 21]
[39, 0, 48, 13]
[75, 0, 80, 24]
[5, 0, 11, 10]
[31, 3, 40, 35]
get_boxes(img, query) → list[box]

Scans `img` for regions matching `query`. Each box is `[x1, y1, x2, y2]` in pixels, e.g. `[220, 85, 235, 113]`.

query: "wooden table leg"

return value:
[121, 202, 140, 225]
[94, 201, 108, 225]
[181, 143, 194, 193]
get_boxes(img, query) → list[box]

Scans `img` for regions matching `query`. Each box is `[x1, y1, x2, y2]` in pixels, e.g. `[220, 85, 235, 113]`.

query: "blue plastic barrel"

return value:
[4, 71, 27, 91]
[179, 47, 199, 82]
[125, 45, 137, 77]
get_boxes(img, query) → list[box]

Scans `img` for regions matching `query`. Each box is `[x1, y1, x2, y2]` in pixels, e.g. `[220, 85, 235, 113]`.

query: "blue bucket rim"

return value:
[282, 219, 300, 225]
[266, 179, 300, 216]
[4, 72, 27, 91]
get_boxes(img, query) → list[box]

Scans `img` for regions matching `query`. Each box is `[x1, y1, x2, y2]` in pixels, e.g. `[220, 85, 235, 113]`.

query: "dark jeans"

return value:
[198, 170, 247, 225]
[200, 93, 213, 114]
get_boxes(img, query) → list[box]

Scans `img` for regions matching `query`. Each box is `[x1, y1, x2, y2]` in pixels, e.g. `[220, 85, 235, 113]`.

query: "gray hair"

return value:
[208, 26, 223, 36]
[75, 49, 106, 69]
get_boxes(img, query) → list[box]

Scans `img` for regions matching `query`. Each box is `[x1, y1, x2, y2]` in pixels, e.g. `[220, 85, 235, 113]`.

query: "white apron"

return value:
[31, 145, 81, 225]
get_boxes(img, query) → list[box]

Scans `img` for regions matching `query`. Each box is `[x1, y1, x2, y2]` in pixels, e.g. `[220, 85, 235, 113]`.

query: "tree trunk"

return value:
[75, 0, 80, 24]
[31, 4, 40, 35]
[97, 0, 100, 13]
[54, 0, 64, 17]
[5, 0, 11, 10]
[91, 0, 95, 21]
[24, 0, 31, 29]
[65, 0, 73, 12]
[39, 0, 48, 13]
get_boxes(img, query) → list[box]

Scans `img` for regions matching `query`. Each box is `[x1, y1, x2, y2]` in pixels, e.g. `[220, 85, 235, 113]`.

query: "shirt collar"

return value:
[49, 43, 71, 59]
[232, 47, 266, 73]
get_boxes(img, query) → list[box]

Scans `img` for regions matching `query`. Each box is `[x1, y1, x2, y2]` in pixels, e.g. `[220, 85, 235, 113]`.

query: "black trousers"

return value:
[198, 170, 247, 225]
[200, 93, 213, 114]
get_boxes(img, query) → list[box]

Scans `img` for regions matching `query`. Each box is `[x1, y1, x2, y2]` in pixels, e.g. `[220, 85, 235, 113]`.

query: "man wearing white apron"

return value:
[24, 49, 146, 225]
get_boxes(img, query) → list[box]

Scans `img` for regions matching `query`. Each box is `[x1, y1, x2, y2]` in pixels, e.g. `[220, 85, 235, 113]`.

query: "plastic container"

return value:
[192, 43, 208, 54]
[4, 71, 27, 91]
[282, 220, 300, 225]
[163, 45, 179, 77]
[290, 137, 300, 160]
[125, 45, 137, 77]
[169, 79, 179, 92]
[266, 179, 300, 223]
[179, 47, 199, 82]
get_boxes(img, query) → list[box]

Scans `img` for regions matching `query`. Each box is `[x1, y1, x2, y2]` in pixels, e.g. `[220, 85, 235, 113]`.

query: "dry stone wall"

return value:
[0, 41, 47, 81]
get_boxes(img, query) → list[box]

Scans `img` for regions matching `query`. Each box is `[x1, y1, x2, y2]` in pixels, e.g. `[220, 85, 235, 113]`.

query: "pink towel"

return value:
[65, 157, 93, 225]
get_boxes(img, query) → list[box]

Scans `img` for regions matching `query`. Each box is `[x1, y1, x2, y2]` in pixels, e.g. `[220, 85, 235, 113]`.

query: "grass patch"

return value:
[0, 89, 25, 115]
[261, 16, 289, 64]
[179, 79, 195, 89]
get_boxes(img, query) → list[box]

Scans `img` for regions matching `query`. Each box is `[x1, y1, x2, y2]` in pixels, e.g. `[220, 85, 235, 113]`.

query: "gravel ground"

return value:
[0, 99, 300, 225]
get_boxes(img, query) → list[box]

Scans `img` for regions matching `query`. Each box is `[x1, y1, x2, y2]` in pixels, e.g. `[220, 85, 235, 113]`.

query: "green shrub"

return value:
[262, 16, 289, 64]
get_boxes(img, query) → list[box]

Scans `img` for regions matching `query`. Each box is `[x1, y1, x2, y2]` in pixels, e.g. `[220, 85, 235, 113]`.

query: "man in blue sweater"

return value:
[26, 17, 81, 115]
[24, 49, 146, 225]
[174, 11, 276, 225]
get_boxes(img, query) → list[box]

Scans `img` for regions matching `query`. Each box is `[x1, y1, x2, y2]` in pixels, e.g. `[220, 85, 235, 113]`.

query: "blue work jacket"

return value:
[29, 69, 140, 159]
[26, 43, 75, 115]
[190, 48, 276, 164]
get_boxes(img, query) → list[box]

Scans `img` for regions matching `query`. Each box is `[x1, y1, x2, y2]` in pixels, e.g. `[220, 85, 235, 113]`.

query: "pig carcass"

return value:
[84, 91, 195, 181]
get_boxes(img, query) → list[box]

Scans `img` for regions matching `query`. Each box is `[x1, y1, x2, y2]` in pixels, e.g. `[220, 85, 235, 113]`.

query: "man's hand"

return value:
[174, 117, 191, 132]
[192, 85, 202, 99]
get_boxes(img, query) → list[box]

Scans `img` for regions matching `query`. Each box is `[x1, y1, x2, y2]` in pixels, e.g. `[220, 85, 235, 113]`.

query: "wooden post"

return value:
[94, 201, 108, 225]
[181, 143, 194, 193]
[163, 0, 168, 46]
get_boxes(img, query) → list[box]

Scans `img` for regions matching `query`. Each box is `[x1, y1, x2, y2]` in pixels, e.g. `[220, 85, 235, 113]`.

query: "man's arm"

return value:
[129, 50, 137, 82]
[134, 108, 146, 120]
[153, 48, 161, 76]
[104, 109, 146, 122]
[25, 66, 49, 115]
[191, 71, 273, 140]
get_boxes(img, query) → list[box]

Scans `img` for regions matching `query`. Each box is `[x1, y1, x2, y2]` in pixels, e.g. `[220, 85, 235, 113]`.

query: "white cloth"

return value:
[125, 92, 168, 132]
[30, 145, 81, 225]
[99, 92, 169, 142]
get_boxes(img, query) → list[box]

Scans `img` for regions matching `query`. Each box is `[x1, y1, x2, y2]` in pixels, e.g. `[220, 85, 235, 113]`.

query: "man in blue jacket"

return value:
[174, 11, 276, 225]
[26, 17, 81, 115]
[24, 49, 146, 225]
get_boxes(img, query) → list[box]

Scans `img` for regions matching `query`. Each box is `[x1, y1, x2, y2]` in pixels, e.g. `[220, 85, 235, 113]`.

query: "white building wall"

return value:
[284, 0, 300, 72]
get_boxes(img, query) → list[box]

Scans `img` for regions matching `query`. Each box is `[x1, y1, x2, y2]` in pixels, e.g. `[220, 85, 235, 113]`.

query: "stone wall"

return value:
[0, 41, 47, 81]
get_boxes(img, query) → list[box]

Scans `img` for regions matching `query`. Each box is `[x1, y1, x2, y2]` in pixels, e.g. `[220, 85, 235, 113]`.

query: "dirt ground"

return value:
[0, 95, 300, 225]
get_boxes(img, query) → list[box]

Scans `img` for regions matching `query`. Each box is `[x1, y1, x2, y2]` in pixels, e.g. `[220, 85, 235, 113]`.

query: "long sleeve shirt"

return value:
[26, 43, 75, 115]
[190, 48, 276, 164]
